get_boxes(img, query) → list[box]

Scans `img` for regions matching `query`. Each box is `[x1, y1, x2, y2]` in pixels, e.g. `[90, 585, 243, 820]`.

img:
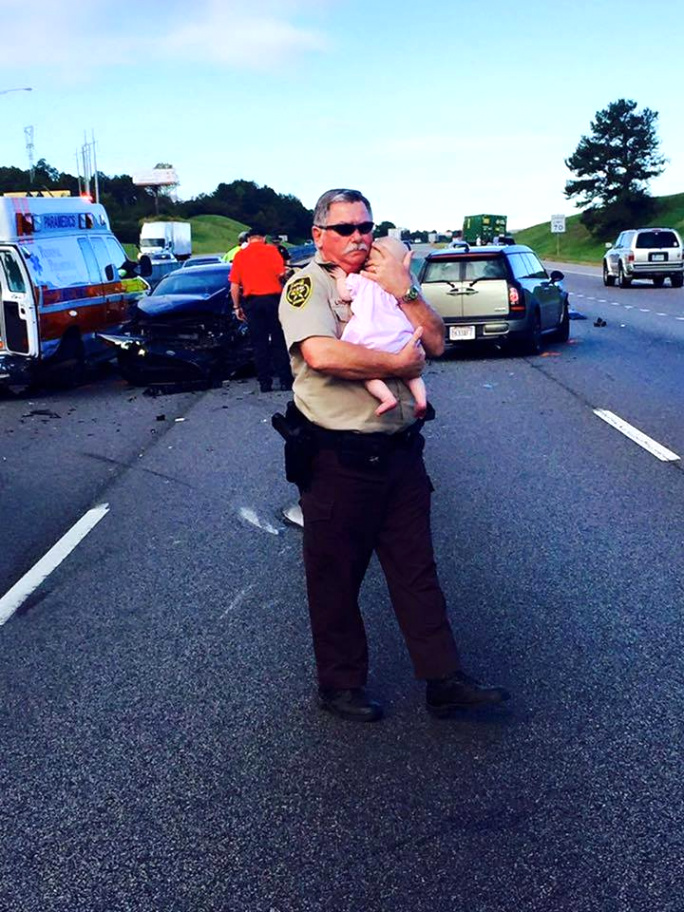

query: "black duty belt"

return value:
[310, 421, 423, 451]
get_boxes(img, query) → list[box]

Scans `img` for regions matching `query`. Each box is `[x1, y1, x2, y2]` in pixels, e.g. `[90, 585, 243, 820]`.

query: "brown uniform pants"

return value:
[300, 434, 461, 690]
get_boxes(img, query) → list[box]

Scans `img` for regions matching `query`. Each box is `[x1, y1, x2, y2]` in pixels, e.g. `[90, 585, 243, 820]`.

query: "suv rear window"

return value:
[423, 256, 507, 283]
[636, 231, 679, 249]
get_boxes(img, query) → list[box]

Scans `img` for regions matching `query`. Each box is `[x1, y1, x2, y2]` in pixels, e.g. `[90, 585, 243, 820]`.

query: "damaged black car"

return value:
[98, 263, 252, 387]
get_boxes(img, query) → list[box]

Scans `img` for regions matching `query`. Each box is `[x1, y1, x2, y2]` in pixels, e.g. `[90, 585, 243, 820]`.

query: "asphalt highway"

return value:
[1, 262, 683, 911]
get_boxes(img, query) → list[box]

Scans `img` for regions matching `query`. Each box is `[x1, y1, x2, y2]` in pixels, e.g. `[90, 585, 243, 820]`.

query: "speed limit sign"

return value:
[551, 214, 566, 233]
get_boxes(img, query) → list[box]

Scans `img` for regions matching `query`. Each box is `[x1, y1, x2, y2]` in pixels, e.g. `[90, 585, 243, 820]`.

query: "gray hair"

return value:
[313, 189, 373, 227]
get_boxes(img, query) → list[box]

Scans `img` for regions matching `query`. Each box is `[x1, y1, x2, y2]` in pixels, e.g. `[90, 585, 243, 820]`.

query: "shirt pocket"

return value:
[331, 300, 351, 327]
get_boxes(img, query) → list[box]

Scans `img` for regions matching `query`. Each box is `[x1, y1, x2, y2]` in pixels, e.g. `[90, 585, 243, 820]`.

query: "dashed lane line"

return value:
[593, 410, 680, 463]
[0, 504, 110, 626]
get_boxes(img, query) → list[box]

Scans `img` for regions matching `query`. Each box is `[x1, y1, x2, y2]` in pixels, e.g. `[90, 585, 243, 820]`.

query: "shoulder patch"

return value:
[286, 275, 313, 309]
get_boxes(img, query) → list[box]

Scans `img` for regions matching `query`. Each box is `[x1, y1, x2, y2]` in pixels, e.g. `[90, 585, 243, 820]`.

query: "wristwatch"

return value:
[401, 283, 421, 303]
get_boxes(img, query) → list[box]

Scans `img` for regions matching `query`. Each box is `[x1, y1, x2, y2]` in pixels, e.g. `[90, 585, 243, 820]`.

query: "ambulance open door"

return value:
[0, 247, 39, 356]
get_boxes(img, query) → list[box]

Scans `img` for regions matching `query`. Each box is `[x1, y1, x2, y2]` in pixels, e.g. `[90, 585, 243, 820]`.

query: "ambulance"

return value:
[0, 196, 150, 389]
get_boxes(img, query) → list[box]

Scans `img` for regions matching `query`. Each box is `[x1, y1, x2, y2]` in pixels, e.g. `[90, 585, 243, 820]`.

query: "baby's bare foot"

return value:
[375, 397, 398, 416]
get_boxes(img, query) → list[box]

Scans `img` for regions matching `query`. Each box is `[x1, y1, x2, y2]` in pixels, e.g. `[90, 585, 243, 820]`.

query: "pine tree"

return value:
[565, 99, 666, 209]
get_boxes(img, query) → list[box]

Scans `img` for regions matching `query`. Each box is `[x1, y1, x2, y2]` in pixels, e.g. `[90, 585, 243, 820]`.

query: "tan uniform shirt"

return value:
[279, 253, 417, 433]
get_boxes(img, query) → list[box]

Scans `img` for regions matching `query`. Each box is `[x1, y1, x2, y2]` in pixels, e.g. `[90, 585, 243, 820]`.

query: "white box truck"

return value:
[139, 221, 191, 260]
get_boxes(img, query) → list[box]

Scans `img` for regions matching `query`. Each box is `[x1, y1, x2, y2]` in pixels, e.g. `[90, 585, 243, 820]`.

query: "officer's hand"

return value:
[361, 244, 413, 299]
[393, 327, 425, 378]
[234, 304, 246, 323]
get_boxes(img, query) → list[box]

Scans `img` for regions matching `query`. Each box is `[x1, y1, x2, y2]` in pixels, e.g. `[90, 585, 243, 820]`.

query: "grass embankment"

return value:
[123, 214, 250, 260]
[516, 192, 684, 265]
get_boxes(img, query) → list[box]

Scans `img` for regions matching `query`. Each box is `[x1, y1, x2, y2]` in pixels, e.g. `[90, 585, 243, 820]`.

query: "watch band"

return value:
[401, 284, 420, 303]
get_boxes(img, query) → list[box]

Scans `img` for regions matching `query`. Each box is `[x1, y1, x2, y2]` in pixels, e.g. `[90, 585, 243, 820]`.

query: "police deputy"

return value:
[278, 188, 510, 722]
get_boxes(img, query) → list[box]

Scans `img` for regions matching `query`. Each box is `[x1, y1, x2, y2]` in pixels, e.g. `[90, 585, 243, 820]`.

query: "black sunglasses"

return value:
[315, 221, 375, 237]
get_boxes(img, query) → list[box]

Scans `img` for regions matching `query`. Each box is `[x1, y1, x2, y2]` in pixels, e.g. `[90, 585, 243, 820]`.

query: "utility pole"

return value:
[75, 151, 83, 196]
[92, 130, 99, 203]
[24, 126, 35, 184]
[79, 131, 100, 202]
[82, 132, 91, 199]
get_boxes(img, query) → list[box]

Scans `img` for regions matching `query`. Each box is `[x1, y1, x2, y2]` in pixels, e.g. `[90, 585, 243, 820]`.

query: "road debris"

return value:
[21, 409, 61, 419]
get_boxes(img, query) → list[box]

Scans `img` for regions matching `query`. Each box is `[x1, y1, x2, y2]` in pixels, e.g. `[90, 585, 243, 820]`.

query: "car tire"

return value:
[551, 303, 570, 343]
[618, 263, 632, 288]
[672, 274, 684, 289]
[603, 262, 616, 287]
[520, 310, 542, 356]
[653, 277, 665, 288]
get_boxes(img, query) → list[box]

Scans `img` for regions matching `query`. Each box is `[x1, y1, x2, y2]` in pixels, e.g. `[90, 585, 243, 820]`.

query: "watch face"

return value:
[403, 285, 419, 301]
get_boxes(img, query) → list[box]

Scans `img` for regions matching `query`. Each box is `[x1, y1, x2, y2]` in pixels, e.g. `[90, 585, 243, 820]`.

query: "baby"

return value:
[336, 236, 427, 417]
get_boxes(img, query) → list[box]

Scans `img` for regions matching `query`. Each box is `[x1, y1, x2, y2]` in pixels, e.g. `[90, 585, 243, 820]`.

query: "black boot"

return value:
[426, 671, 511, 717]
[318, 688, 383, 722]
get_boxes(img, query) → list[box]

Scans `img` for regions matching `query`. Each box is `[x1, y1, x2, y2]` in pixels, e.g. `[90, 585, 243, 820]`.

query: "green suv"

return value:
[417, 243, 569, 354]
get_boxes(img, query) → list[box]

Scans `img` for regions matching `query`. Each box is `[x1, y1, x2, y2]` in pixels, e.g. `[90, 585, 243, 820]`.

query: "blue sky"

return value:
[0, 0, 681, 232]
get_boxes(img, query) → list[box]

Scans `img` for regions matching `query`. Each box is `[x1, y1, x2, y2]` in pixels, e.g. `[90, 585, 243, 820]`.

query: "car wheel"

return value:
[653, 277, 665, 288]
[618, 263, 631, 288]
[672, 274, 684, 289]
[603, 262, 616, 287]
[552, 303, 570, 343]
[520, 310, 542, 356]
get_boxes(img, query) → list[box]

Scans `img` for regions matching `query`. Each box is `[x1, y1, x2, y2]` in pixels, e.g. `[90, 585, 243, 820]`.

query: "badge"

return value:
[286, 275, 312, 309]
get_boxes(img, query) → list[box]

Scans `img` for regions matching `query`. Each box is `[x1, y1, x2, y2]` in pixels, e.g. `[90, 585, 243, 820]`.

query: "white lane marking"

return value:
[677, 317, 684, 322]
[551, 268, 602, 278]
[656, 312, 667, 316]
[623, 305, 634, 309]
[640, 308, 650, 312]
[593, 410, 680, 462]
[598, 299, 607, 303]
[0, 504, 110, 626]
[610, 302, 621, 306]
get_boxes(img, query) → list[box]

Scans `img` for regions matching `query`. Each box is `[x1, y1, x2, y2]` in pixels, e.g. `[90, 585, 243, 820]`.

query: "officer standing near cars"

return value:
[270, 235, 291, 267]
[223, 231, 249, 264]
[231, 228, 292, 392]
[278, 188, 510, 722]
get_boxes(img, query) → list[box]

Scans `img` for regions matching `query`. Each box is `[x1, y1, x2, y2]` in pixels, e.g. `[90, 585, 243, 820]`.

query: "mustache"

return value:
[343, 241, 370, 255]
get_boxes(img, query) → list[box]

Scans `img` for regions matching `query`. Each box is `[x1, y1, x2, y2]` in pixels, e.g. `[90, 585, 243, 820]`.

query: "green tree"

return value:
[375, 220, 396, 237]
[564, 99, 666, 235]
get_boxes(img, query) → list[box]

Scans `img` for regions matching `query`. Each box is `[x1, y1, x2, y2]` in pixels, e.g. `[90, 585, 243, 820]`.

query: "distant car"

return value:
[181, 254, 223, 268]
[98, 264, 251, 386]
[603, 227, 684, 288]
[417, 242, 569, 354]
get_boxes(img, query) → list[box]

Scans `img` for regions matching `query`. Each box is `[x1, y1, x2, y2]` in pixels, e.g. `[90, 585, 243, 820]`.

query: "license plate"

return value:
[449, 325, 476, 341]
[651, 253, 666, 261]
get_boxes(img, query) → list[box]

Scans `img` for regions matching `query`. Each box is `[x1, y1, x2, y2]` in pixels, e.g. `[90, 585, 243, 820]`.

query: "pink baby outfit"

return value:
[340, 273, 414, 352]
